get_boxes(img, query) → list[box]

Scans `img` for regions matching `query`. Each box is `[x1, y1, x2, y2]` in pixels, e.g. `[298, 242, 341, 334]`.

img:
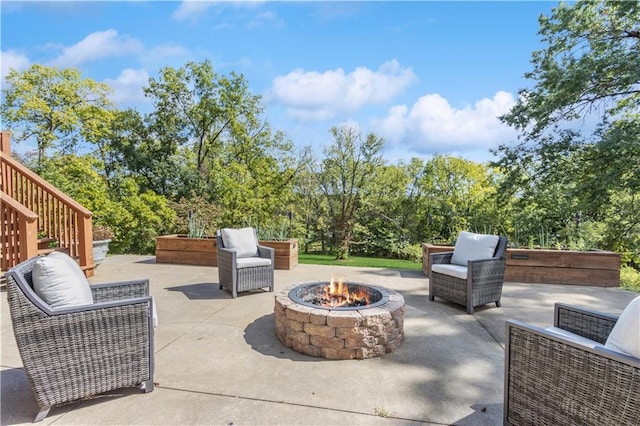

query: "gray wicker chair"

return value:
[504, 303, 640, 426]
[428, 233, 507, 314]
[216, 228, 274, 298]
[5, 256, 155, 422]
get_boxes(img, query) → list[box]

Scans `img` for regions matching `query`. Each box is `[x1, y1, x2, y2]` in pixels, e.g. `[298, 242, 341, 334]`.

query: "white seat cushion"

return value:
[221, 227, 259, 258]
[236, 257, 272, 269]
[605, 295, 640, 358]
[545, 326, 603, 349]
[152, 299, 158, 328]
[431, 263, 468, 280]
[450, 231, 500, 266]
[32, 252, 94, 308]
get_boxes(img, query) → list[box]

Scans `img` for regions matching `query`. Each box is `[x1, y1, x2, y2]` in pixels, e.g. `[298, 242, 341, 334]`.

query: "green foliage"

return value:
[1, 64, 114, 168]
[187, 211, 207, 239]
[254, 216, 292, 241]
[316, 124, 385, 260]
[141, 60, 303, 229]
[106, 177, 176, 254]
[170, 196, 220, 236]
[106, 108, 184, 197]
[418, 155, 504, 243]
[494, 0, 640, 259]
[36, 154, 175, 254]
[620, 266, 640, 293]
[501, 1, 639, 139]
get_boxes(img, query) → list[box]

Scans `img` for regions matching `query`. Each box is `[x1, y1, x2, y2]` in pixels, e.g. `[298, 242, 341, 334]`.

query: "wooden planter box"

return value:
[156, 235, 218, 266]
[422, 243, 621, 287]
[259, 239, 298, 270]
[155, 235, 299, 270]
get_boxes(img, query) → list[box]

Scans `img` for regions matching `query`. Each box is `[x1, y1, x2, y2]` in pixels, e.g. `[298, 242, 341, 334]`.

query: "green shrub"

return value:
[620, 266, 640, 293]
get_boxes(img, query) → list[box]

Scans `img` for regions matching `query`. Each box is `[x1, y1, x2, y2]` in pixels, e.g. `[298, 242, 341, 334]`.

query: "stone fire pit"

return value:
[274, 281, 405, 360]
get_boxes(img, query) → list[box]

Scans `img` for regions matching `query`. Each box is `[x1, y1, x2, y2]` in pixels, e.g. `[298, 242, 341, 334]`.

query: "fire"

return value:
[318, 277, 370, 307]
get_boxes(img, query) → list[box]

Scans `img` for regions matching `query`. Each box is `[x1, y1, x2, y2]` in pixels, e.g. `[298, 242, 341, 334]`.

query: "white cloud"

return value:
[270, 60, 418, 121]
[372, 91, 517, 154]
[247, 10, 284, 28]
[141, 43, 190, 69]
[1, 50, 30, 81]
[171, 0, 266, 21]
[172, 1, 216, 21]
[103, 68, 150, 106]
[51, 30, 143, 67]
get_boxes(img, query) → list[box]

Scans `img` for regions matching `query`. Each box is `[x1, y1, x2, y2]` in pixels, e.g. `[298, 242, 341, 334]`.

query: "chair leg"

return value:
[140, 379, 154, 393]
[496, 300, 501, 307]
[34, 405, 51, 422]
[429, 295, 435, 301]
[467, 305, 474, 314]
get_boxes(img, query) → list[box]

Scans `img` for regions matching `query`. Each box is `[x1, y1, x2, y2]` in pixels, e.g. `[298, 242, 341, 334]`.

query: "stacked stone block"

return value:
[274, 287, 405, 360]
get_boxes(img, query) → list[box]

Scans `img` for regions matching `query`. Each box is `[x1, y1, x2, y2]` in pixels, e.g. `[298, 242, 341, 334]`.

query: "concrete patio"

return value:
[1, 255, 637, 426]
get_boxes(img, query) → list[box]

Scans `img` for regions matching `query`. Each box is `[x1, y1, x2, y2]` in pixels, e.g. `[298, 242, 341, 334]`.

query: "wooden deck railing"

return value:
[0, 132, 94, 275]
[1, 190, 39, 268]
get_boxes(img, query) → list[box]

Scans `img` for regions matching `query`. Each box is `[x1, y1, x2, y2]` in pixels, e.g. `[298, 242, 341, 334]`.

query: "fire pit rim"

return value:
[287, 281, 390, 311]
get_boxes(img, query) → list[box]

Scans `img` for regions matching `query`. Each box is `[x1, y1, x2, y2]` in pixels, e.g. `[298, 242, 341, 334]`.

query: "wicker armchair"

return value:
[504, 303, 640, 426]
[216, 227, 274, 298]
[429, 232, 507, 314]
[5, 256, 155, 422]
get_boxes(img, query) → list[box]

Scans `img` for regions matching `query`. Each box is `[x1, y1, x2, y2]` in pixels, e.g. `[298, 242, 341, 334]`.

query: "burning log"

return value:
[313, 277, 371, 308]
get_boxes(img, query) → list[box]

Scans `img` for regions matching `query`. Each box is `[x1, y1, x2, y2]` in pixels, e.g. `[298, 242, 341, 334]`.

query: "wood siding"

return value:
[155, 235, 218, 266]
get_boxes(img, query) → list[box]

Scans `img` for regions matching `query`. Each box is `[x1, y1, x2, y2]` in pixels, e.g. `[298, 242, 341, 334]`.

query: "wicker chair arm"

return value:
[49, 296, 153, 315]
[468, 258, 507, 280]
[554, 302, 619, 344]
[218, 247, 237, 262]
[504, 320, 640, 426]
[91, 279, 149, 303]
[430, 251, 454, 265]
[257, 245, 275, 261]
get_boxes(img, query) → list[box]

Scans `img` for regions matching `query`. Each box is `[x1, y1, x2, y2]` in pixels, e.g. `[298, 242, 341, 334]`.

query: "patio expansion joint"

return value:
[155, 384, 450, 425]
[473, 315, 506, 351]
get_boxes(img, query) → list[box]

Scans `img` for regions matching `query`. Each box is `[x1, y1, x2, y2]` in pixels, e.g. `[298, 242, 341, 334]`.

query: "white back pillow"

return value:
[32, 252, 94, 308]
[221, 227, 259, 258]
[451, 231, 500, 266]
[605, 295, 640, 358]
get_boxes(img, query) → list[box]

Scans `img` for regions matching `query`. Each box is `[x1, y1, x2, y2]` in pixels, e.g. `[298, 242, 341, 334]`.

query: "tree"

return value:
[105, 108, 186, 196]
[351, 159, 425, 260]
[495, 0, 640, 255]
[316, 125, 384, 259]
[37, 153, 175, 254]
[293, 160, 329, 252]
[140, 60, 303, 228]
[144, 60, 262, 179]
[418, 155, 502, 243]
[1, 64, 114, 168]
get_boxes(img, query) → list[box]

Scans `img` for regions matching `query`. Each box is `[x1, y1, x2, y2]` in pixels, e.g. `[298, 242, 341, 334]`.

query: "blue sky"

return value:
[1, 1, 559, 164]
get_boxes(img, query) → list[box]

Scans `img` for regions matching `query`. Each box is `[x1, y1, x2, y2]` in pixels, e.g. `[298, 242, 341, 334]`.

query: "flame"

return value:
[319, 277, 370, 307]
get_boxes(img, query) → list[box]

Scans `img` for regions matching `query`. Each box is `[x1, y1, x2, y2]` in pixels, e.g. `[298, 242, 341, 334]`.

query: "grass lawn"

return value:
[299, 253, 423, 270]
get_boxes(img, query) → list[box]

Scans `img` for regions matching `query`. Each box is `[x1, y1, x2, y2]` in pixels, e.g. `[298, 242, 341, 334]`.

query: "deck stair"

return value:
[1, 131, 94, 276]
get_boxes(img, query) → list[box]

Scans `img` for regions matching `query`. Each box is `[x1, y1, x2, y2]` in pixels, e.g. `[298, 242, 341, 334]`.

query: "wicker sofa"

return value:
[504, 302, 640, 425]
[5, 255, 155, 422]
[216, 227, 274, 298]
[429, 232, 508, 314]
